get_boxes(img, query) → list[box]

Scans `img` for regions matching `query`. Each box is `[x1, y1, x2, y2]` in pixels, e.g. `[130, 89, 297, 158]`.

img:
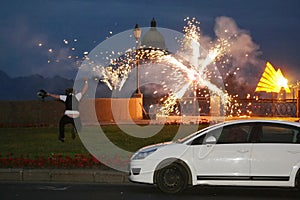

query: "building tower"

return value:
[141, 18, 166, 50]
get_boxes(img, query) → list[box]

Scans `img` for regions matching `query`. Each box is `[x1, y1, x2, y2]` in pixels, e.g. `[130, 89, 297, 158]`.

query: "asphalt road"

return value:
[0, 182, 299, 200]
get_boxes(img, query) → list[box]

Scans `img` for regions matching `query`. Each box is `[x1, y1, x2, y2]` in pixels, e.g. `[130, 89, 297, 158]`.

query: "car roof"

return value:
[219, 119, 300, 127]
[181, 119, 300, 144]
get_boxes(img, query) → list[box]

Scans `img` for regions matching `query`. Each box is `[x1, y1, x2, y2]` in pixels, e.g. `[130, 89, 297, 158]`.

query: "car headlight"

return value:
[132, 148, 157, 160]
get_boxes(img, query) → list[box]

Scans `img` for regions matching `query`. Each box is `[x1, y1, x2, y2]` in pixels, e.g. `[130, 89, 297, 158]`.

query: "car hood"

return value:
[138, 141, 173, 152]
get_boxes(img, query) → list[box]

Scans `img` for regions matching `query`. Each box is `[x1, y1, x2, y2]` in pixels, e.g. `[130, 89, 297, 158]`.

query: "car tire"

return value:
[156, 162, 188, 194]
[296, 170, 300, 190]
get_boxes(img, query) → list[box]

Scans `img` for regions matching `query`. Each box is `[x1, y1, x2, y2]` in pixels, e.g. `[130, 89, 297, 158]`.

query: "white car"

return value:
[129, 120, 300, 194]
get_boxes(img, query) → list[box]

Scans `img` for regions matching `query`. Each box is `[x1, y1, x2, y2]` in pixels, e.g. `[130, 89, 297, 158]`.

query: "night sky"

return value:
[1, 0, 299, 84]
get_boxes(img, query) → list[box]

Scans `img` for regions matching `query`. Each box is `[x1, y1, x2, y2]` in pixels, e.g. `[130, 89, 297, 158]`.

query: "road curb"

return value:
[0, 169, 129, 183]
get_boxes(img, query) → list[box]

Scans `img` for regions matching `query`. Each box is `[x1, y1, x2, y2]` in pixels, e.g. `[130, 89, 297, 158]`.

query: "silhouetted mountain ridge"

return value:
[0, 71, 74, 100]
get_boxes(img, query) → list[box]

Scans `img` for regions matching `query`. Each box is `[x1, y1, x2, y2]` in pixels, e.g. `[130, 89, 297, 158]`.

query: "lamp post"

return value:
[296, 80, 300, 117]
[133, 24, 142, 95]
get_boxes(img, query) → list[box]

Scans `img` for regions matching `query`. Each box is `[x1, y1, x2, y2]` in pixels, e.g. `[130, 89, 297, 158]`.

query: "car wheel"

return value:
[296, 170, 300, 189]
[156, 163, 188, 194]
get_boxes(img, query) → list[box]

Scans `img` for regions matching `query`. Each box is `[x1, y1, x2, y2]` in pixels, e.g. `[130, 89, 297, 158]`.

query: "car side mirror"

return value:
[204, 136, 217, 144]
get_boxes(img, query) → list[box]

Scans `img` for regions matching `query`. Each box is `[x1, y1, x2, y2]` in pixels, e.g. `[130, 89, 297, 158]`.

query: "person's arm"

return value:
[47, 93, 60, 99]
[81, 77, 89, 96]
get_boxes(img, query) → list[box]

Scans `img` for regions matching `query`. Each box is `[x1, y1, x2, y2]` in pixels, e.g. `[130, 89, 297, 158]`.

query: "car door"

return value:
[250, 123, 300, 180]
[192, 123, 253, 180]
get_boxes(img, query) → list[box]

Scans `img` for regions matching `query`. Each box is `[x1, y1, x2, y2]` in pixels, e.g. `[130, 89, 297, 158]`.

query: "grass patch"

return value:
[99, 124, 207, 151]
[0, 124, 208, 159]
[0, 127, 89, 158]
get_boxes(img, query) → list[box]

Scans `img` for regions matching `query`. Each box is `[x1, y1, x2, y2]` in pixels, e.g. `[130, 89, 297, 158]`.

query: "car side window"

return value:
[191, 124, 251, 145]
[217, 124, 251, 144]
[190, 128, 222, 145]
[260, 124, 300, 144]
[190, 134, 205, 145]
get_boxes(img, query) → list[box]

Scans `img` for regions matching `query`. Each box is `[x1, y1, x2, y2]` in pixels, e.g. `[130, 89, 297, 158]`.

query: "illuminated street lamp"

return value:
[133, 24, 142, 95]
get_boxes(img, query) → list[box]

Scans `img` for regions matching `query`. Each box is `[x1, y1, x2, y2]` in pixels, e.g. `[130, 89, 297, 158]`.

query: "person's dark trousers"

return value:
[59, 115, 82, 141]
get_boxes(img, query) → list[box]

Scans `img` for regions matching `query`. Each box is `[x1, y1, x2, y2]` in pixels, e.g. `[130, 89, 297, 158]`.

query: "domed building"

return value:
[141, 18, 166, 50]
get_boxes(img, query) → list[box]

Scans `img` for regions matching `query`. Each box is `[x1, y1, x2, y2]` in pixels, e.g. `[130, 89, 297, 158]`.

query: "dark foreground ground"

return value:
[0, 182, 299, 200]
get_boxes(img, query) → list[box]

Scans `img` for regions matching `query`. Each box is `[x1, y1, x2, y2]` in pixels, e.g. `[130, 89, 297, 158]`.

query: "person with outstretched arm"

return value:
[47, 78, 88, 142]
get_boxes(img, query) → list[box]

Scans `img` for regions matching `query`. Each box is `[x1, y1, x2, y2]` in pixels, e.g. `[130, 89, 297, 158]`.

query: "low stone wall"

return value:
[0, 100, 64, 127]
[0, 98, 143, 127]
[80, 98, 143, 124]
